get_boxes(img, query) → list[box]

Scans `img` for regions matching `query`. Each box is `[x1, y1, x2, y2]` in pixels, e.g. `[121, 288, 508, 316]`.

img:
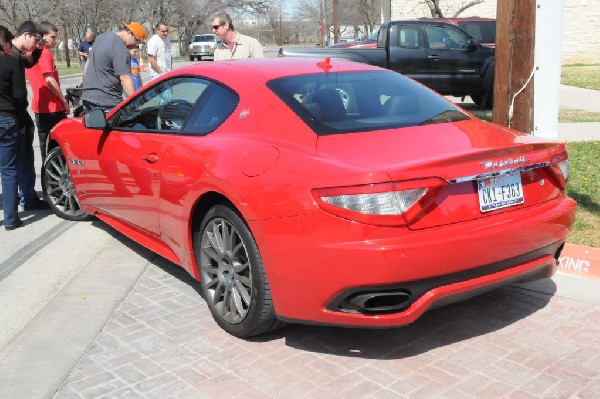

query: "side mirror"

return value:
[467, 39, 479, 52]
[84, 109, 108, 130]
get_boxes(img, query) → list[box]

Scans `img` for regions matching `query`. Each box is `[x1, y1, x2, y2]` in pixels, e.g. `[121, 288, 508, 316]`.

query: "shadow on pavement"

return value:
[141, 238, 558, 359]
[279, 283, 557, 359]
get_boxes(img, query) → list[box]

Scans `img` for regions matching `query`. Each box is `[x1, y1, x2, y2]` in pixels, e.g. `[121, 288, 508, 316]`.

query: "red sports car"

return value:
[43, 58, 576, 337]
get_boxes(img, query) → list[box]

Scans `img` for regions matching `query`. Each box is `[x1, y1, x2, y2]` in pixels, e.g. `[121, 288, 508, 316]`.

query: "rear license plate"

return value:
[477, 173, 524, 212]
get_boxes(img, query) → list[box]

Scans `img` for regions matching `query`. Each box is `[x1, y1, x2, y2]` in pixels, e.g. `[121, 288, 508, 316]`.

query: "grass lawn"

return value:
[565, 141, 600, 247]
[56, 64, 84, 77]
[561, 64, 600, 90]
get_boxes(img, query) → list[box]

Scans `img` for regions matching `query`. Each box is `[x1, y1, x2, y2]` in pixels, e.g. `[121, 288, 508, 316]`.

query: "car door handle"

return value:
[428, 55, 440, 60]
[142, 153, 159, 164]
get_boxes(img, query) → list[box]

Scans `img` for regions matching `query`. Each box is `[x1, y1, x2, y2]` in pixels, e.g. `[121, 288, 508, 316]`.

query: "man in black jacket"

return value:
[9, 20, 49, 211]
[0, 25, 28, 230]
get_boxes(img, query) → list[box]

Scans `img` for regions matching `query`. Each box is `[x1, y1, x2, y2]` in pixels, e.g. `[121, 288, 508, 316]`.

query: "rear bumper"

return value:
[250, 196, 576, 327]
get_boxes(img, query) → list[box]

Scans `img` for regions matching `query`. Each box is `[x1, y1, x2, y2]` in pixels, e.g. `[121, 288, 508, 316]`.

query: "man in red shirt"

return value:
[25, 21, 70, 160]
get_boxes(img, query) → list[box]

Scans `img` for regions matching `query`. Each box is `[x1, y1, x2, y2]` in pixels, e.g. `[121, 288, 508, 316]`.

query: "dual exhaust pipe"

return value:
[343, 290, 412, 314]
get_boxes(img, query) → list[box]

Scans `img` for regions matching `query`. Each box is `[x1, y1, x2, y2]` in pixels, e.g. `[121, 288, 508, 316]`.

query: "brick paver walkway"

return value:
[55, 258, 600, 398]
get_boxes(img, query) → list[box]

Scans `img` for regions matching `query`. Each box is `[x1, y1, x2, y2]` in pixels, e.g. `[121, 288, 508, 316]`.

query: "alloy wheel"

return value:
[43, 147, 90, 220]
[200, 217, 252, 324]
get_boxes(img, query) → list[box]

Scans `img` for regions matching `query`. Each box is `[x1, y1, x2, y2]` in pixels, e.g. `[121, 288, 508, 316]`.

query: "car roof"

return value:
[173, 57, 385, 84]
[423, 17, 496, 23]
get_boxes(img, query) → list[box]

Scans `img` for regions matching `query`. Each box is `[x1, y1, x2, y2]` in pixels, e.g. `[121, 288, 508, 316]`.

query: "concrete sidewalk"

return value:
[560, 84, 600, 113]
[558, 122, 600, 142]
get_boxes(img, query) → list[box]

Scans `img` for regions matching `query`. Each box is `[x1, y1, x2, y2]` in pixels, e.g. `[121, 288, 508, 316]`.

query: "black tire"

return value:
[196, 56, 202, 61]
[42, 147, 92, 221]
[470, 93, 484, 107]
[195, 204, 284, 337]
[189, 55, 194, 61]
[473, 57, 495, 109]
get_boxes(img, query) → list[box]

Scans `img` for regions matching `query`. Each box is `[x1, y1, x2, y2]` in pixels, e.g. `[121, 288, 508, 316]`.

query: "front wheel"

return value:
[42, 147, 92, 221]
[195, 204, 284, 337]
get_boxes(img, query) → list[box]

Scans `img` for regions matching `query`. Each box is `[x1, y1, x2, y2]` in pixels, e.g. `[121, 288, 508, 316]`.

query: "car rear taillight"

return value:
[550, 152, 570, 189]
[312, 178, 446, 226]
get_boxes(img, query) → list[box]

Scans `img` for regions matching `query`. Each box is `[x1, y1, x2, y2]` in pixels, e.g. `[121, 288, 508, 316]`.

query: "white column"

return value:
[533, 0, 564, 139]
[382, 0, 391, 22]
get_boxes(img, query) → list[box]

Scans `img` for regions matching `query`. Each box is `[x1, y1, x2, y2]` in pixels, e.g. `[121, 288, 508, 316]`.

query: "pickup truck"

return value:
[279, 20, 495, 108]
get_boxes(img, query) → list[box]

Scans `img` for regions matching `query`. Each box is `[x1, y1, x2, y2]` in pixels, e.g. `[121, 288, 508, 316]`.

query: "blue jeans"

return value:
[0, 115, 20, 226]
[17, 114, 38, 207]
[82, 100, 115, 115]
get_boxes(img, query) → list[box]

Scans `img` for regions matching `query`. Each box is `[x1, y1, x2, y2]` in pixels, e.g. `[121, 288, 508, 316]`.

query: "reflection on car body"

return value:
[42, 58, 576, 337]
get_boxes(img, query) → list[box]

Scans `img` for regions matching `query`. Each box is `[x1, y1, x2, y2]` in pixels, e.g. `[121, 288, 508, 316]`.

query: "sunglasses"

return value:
[160, 29, 169, 33]
[212, 22, 225, 30]
[128, 30, 141, 43]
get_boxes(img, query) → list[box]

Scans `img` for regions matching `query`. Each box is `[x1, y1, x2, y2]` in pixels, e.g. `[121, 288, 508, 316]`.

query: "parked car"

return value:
[327, 29, 379, 48]
[280, 20, 496, 108]
[188, 34, 218, 61]
[42, 58, 576, 337]
[422, 17, 496, 48]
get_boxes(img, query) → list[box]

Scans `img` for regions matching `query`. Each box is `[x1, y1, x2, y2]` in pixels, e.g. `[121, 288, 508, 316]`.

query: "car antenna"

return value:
[316, 57, 333, 73]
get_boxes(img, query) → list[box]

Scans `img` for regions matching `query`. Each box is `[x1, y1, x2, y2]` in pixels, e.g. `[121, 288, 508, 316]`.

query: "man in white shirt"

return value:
[146, 22, 172, 80]
[212, 12, 263, 61]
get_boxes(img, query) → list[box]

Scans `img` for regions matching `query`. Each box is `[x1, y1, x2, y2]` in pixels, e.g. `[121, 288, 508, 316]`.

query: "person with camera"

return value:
[0, 25, 27, 230]
[25, 21, 70, 161]
[9, 21, 49, 211]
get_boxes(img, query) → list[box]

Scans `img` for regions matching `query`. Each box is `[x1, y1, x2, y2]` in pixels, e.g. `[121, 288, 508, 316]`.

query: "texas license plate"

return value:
[477, 173, 524, 212]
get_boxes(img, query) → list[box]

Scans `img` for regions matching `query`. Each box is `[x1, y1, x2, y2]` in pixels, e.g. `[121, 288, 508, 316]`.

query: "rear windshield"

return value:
[458, 21, 496, 43]
[194, 35, 215, 42]
[267, 70, 470, 136]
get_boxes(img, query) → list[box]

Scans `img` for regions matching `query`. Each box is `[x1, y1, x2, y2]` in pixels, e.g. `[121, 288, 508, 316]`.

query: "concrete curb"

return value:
[558, 243, 600, 280]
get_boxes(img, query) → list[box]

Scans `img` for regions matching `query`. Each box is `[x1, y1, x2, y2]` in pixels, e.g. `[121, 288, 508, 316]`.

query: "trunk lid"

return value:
[316, 120, 567, 229]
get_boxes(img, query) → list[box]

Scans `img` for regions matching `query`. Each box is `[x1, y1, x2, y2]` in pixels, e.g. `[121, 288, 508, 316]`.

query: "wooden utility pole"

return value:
[492, 1, 537, 133]
[333, 0, 339, 44]
[319, 0, 324, 47]
[278, 9, 283, 45]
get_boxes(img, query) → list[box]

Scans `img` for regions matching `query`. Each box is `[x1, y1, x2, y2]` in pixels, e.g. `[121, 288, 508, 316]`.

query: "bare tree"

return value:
[354, 0, 381, 37]
[423, 0, 486, 18]
[0, 0, 274, 62]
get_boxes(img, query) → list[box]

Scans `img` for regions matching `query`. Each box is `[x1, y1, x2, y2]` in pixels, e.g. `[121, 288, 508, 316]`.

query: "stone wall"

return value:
[388, 0, 599, 65]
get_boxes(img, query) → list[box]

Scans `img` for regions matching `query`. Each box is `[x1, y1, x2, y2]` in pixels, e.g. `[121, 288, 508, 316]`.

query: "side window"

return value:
[426, 26, 471, 50]
[113, 77, 209, 132]
[399, 27, 420, 48]
[389, 25, 421, 48]
[183, 84, 238, 135]
[377, 25, 387, 47]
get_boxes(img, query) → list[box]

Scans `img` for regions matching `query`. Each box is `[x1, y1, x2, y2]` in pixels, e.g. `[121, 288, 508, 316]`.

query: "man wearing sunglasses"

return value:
[211, 12, 263, 61]
[147, 21, 172, 80]
[81, 21, 146, 113]
[9, 21, 49, 211]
